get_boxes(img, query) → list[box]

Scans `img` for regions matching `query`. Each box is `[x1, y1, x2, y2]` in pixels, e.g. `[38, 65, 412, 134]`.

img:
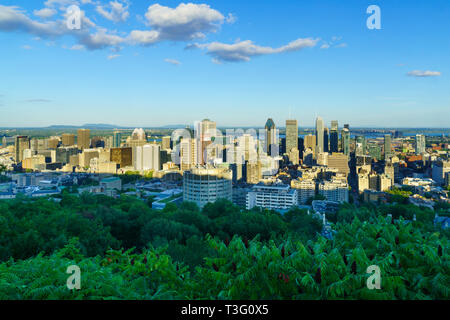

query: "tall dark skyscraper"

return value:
[341, 128, 350, 156]
[323, 127, 329, 153]
[330, 120, 339, 153]
[265, 118, 277, 155]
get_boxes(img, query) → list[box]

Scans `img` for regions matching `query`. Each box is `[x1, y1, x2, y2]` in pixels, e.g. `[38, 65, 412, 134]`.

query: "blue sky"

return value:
[0, 0, 449, 128]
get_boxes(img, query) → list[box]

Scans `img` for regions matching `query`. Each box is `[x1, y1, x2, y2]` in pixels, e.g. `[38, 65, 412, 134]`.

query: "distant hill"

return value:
[159, 124, 190, 129]
[46, 124, 123, 129]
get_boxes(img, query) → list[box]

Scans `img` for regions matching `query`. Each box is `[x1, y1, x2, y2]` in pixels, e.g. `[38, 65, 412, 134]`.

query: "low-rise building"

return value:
[291, 178, 316, 204]
[318, 179, 349, 203]
[246, 183, 298, 210]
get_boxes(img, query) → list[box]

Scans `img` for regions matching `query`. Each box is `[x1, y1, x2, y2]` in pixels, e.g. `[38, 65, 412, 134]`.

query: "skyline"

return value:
[1, 0, 449, 127]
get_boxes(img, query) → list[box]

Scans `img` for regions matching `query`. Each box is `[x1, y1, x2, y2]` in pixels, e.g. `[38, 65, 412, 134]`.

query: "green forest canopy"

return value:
[0, 193, 448, 300]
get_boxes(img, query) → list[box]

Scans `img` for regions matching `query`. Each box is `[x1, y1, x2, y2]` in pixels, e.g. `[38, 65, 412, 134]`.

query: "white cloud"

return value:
[127, 30, 159, 45]
[22, 45, 32, 50]
[44, 0, 80, 10]
[0, 5, 65, 37]
[0, 3, 232, 51]
[164, 58, 181, 65]
[33, 8, 57, 19]
[143, 3, 225, 41]
[107, 54, 120, 60]
[320, 36, 346, 50]
[0, 2, 322, 63]
[70, 44, 85, 50]
[407, 70, 441, 77]
[196, 38, 319, 63]
[96, 1, 130, 23]
[79, 28, 125, 50]
[22, 98, 53, 103]
[226, 13, 236, 24]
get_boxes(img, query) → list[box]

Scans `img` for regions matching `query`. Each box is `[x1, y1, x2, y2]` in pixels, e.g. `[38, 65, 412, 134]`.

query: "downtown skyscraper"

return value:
[384, 134, 392, 160]
[14, 136, 30, 163]
[315, 117, 324, 155]
[330, 120, 339, 153]
[416, 134, 426, 155]
[77, 129, 91, 151]
[265, 118, 277, 155]
[341, 127, 350, 156]
[285, 120, 298, 153]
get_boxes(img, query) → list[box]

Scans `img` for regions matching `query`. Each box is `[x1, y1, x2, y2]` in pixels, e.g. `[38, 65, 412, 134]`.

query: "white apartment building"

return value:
[135, 144, 161, 172]
[246, 184, 298, 210]
[291, 179, 316, 204]
[357, 174, 370, 193]
[318, 179, 349, 203]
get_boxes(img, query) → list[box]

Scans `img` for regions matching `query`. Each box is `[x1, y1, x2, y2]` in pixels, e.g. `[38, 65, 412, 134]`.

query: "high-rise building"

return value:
[110, 147, 132, 168]
[113, 131, 122, 148]
[91, 136, 105, 148]
[237, 134, 258, 163]
[162, 136, 171, 150]
[285, 120, 298, 154]
[126, 128, 147, 147]
[330, 120, 339, 153]
[357, 173, 370, 193]
[384, 161, 395, 182]
[384, 134, 392, 160]
[341, 128, 350, 156]
[265, 118, 277, 155]
[77, 129, 91, 151]
[47, 137, 59, 149]
[15, 136, 30, 163]
[379, 174, 393, 191]
[432, 159, 450, 185]
[61, 134, 75, 147]
[368, 144, 382, 161]
[323, 127, 329, 153]
[179, 138, 198, 171]
[288, 148, 300, 165]
[415, 134, 426, 155]
[315, 117, 324, 155]
[196, 119, 217, 164]
[183, 166, 232, 208]
[327, 153, 350, 176]
[355, 135, 366, 156]
[304, 134, 316, 152]
[135, 144, 161, 172]
[246, 161, 262, 184]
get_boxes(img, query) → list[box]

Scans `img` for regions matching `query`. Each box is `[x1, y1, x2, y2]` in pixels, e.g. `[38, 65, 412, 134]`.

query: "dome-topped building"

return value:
[131, 128, 147, 141]
[126, 128, 148, 148]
